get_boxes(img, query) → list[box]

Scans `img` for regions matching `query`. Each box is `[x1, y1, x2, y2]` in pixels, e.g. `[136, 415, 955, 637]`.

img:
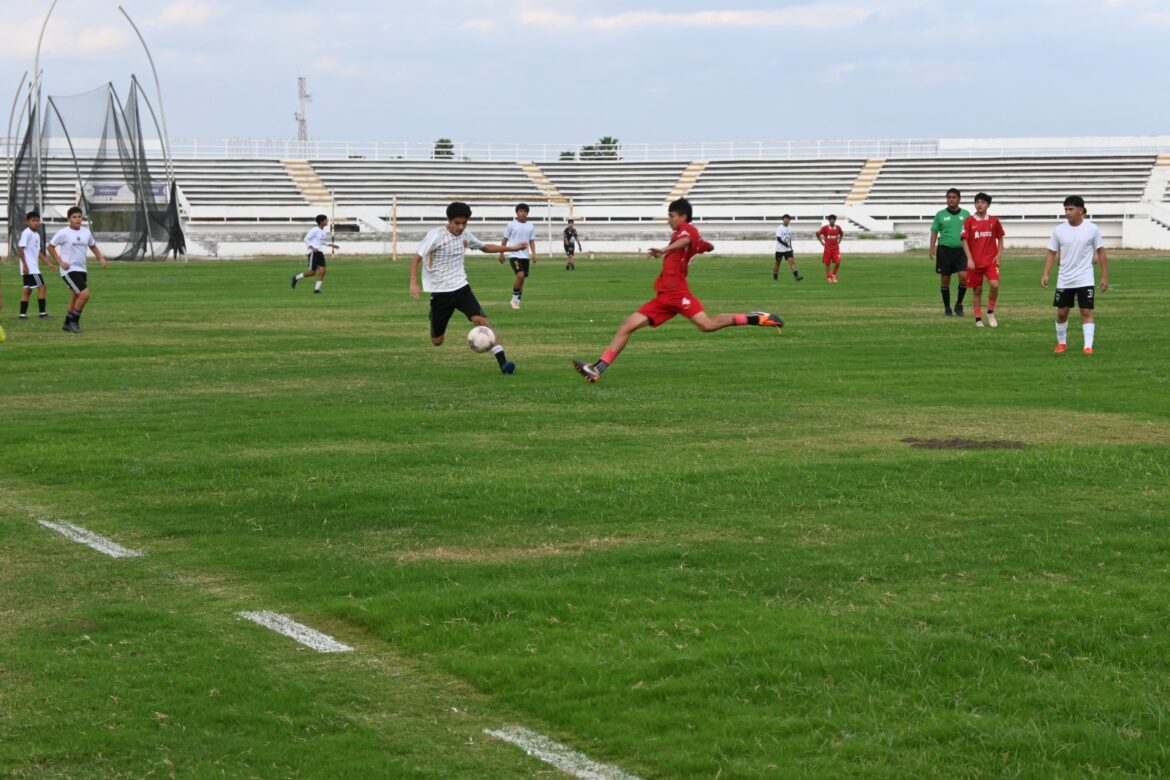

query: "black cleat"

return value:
[290, 275, 298, 289]
[954, 305, 965, 317]
[944, 309, 953, 317]
[501, 360, 516, 375]
[313, 289, 322, 294]
[573, 360, 600, 383]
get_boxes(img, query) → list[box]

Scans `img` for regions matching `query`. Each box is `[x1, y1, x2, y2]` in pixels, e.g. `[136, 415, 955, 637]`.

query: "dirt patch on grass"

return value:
[390, 530, 733, 566]
[902, 437, 1026, 450]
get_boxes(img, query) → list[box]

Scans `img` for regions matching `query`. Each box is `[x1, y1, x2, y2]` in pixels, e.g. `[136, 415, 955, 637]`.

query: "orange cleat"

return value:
[1054, 343, 1068, 354]
[1083, 347, 1093, 355]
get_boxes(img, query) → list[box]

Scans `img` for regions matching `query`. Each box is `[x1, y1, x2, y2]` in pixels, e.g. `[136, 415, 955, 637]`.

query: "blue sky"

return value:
[3, 0, 1168, 145]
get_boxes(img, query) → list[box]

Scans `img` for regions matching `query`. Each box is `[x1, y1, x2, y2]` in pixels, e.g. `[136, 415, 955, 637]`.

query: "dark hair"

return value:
[567, 219, 574, 224]
[515, 203, 530, 213]
[315, 214, 328, 225]
[668, 198, 693, 222]
[446, 201, 472, 220]
[974, 192, 992, 204]
[26, 209, 40, 219]
[946, 188, 961, 198]
[781, 214, 792, 220]
[67, 206, 83, 218]
[827, 214, 837, 220]
[1063, 195, 1086, 209]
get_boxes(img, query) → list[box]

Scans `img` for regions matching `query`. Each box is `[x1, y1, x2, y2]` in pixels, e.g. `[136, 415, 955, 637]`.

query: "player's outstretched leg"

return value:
[573, 313, 650, 383]
[471, 315, 515, 374]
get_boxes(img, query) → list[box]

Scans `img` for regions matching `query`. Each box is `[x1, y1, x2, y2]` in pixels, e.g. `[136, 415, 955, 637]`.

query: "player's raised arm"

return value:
[648, 234, 690, 258]
[482, 240, 527, 254]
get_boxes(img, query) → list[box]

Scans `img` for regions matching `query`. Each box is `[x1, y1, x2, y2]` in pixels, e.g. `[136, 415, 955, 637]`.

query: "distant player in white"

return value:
[1041, 195, 1109, 354]
[291, 214, 339, 294]
[773, 214, 803, 282]
[47, 206, 106, 334]
[410, 201, 529, 374]
[17, 209, 57, 320]
[499, 203, 538, 309]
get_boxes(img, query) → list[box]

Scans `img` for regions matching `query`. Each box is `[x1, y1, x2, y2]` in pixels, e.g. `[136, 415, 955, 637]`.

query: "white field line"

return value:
[237, 611, 353, 653]
[484, 725, 640, 780]
[37, 520, 144, 558]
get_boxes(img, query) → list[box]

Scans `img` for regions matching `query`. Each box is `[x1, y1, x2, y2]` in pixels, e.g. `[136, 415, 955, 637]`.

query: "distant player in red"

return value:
[961, 192, 1005, 328]
[572, 198, 784, 383]
[816, 215, 844, 282]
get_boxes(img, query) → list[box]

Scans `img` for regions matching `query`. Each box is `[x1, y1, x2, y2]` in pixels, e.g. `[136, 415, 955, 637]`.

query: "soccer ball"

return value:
[467, 325, 496, 353]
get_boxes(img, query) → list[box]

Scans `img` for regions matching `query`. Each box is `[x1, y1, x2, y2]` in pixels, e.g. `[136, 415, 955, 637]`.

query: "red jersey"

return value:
[653, 222, 711, 293]
[961, 214, 1004, 268]
[816, 225, 843, 245]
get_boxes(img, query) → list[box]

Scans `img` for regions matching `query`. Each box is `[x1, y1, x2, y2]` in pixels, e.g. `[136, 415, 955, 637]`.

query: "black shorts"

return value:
[935, 245, 967, 276]
[775, 251, 794, 261]
[62, 271, 88, 293]
[23, 273, 46, 289]
[430, 285, 486, 339]
[308, 250, 326, 271]
[1054, 286, 1095, 310]
[509, 257, 530, 276]
[564, 245, 575, 256]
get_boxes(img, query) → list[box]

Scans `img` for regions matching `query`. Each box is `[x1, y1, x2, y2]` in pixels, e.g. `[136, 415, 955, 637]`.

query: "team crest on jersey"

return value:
[682, 297, 692, 307]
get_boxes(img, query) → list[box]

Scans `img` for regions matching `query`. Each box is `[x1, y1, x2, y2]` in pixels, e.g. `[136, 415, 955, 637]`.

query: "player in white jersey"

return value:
[291, 214, 339, 294]
[499, 203, 538, 309]
[773, 214, 803, 282]
[17, 210, 57, 320]
[47, 206, 106, 334]
[1041, 195, 1109, 354]
[410, 202, 530, 374]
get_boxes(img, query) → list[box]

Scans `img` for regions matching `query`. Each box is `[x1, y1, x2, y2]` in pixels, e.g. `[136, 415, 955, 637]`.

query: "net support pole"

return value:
[391, 195, 398, 261]
[31, 0, 60, 214]
[119, 6, 173, 187]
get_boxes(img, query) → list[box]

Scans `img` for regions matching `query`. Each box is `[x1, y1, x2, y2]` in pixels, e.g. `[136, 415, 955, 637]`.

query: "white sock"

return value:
[1083, 323, 1095, 349]
[314, 281, 323, 291]
[295, 273, 305, 280]
[1056, 321, 1069, 345]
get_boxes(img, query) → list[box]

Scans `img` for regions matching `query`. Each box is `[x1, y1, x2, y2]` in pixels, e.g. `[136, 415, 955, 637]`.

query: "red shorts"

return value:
[822, 247, 840, 264]
[638, 289, 704, 327]
[965, 264, 1000, 288]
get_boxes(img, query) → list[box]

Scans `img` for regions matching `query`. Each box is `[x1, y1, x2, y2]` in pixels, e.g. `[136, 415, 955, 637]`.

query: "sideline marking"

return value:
[37, 520, 144, 559]
[237, 611, 353, 653]
[484, 725, 640, 780]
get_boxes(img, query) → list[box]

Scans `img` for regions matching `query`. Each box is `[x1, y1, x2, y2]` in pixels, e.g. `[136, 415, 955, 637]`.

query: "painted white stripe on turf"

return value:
[37, 520, 144, 558]
[237, 611, 353, 653]
[484, 725, 640, 780]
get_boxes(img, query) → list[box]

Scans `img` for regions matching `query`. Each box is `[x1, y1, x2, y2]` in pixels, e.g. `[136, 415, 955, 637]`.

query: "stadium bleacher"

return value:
[5, 141, 1170, 253]
[865, 156, 1154, 206]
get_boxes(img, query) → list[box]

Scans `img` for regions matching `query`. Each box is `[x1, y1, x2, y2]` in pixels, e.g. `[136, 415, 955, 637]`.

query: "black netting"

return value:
[7, 79, 184, 261]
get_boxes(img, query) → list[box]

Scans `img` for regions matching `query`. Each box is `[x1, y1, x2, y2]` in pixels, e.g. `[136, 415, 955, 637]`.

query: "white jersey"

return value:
[18, 228, 43, 275]
[775, 225, 793, 252]
[504, 219, 536, 259]
[50, 226, 96, 275]
[305, 226, 330, 253]
[1047, 220, 1103, 289]
[416, 226, 485, 293]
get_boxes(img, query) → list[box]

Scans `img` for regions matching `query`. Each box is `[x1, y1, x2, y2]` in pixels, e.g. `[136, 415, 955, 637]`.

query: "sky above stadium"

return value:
[3, 0, 1168, 145]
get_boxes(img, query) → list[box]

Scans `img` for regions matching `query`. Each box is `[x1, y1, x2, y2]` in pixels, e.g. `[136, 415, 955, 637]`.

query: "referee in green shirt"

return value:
[929, 188, 970, 316]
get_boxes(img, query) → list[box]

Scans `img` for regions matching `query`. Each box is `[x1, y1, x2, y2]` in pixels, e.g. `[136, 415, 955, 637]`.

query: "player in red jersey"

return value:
[816, 215, 844, 282]
[961, 192, 1006, 328]
[572, 198, 783, 383]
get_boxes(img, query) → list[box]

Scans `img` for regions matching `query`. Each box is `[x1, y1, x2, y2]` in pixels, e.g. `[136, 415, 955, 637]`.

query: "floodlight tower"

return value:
[295, 77, 311, 142]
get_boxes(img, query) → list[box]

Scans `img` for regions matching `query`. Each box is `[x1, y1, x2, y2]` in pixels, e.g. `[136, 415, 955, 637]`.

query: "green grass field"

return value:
[2, 252, 1169, 778]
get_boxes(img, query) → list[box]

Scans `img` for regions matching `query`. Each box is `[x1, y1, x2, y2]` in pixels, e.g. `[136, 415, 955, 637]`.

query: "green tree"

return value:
[579, 136, 620, 160]
[433, 138, 454, 159]
[559, 149, 577, 160]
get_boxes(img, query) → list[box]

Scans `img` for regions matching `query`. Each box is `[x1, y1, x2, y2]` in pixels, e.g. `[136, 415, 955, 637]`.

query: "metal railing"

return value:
[5, 137, 1170, 163]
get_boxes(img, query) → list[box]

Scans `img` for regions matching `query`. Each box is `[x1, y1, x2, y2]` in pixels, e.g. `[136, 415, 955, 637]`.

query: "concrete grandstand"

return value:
[3, 136, 1169, 258]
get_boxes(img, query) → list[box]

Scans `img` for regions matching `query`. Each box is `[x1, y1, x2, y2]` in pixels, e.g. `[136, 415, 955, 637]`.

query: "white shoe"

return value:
[975, 319, 984, 328]
[510, 299, 520, 310]
[988, 313, 998, 328]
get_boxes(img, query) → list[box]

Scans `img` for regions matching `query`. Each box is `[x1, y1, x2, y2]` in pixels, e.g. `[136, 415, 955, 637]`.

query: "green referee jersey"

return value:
[930, 207, 970, 248]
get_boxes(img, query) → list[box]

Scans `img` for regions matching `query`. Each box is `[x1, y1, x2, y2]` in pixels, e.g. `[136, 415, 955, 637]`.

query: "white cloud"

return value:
[518, 3, 874, 31]
[148, 1, 223, 29]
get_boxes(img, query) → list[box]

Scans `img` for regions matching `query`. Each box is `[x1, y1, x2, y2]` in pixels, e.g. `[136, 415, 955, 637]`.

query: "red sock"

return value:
[974, 305, 982, 318]
[832, 264, 840, 276]
[733, 314, 748, 326]
[599, 348, 617, 365]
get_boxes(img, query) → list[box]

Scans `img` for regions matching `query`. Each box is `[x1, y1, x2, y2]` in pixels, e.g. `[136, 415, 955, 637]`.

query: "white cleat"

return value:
[510, 299, 521, 310]
[988, 312, 998, 328]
